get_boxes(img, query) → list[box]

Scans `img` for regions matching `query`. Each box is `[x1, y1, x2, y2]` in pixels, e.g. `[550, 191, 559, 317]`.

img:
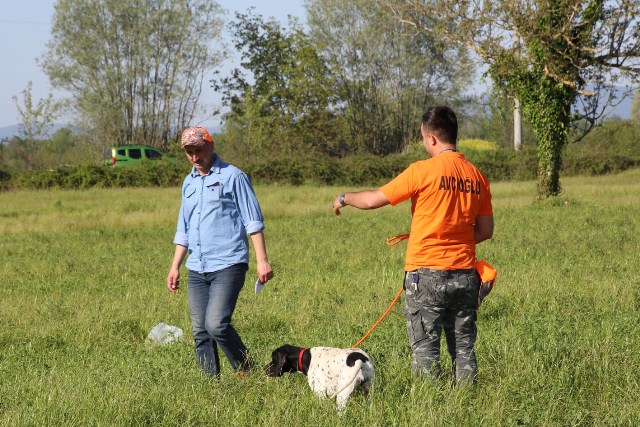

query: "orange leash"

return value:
[386, 234, 410, 246]
[352, 233, 498, 348]
[351, 234, 409, 348]
[352, 286, 404, 348]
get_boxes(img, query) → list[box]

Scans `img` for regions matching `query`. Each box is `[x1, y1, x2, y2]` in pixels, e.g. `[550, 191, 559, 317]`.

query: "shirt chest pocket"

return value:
[205, 182, 224, 204]
[183, 185, 197, 209]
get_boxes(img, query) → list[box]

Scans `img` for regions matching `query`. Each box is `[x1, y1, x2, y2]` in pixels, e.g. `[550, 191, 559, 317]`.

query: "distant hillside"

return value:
[602, 94, 634, 120]
[0, 123, 70, 142]
[0, 125, 19, 141]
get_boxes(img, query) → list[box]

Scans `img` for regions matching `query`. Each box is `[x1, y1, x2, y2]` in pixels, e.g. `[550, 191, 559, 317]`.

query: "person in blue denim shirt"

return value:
[166, 126, 274, 377]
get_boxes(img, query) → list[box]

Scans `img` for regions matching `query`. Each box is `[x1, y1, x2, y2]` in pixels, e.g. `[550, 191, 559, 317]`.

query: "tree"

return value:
[42, 0, 225, 150]
[12, 81, 62, 144]
[10, 81, 63, 170]
[389, 0, 640, 198]
[459, 91, 536, 150]
[215, 10, 338, 158]
[305, 0, 472, 155]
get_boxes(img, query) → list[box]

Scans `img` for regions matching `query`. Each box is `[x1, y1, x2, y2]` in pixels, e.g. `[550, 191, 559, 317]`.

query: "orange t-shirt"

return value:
[380, 151, 492, 271]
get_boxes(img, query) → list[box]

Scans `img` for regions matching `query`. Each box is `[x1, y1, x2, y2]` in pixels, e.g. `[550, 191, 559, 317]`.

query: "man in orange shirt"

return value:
[332, 105, 494, 384]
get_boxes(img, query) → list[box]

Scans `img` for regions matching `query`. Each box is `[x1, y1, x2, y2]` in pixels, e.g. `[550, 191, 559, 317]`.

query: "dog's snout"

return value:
[264, 363, 281, 377]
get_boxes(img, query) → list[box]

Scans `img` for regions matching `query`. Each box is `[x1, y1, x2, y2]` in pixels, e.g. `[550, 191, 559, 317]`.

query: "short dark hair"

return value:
[421, 105, 458, 145]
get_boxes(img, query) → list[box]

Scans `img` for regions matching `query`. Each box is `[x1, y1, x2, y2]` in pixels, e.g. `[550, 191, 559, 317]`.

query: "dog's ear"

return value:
[275, 351, 288, 374]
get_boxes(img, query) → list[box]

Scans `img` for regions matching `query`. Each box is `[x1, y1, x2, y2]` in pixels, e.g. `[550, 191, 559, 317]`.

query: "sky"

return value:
[1, 1, 633, 130]
[0, 0, 307, 128]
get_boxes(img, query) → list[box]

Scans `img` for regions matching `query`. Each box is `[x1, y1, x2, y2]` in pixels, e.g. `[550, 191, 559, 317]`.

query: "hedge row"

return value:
[4, 162, 187, 191]
[0, 151, 638, 191]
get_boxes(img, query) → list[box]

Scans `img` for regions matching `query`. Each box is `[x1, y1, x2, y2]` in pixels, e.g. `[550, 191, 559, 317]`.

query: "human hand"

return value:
[167, 269, 180, 293]
[476, 280, 493, 308]
[332, 194, 344, 216]
[257, 260, 274, 285]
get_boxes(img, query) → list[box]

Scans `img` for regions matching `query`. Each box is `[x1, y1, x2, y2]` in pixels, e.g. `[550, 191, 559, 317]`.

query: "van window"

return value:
[145, 148, 162, 160]
[117, 149, 126, 157]
[129, 148, 142, 159]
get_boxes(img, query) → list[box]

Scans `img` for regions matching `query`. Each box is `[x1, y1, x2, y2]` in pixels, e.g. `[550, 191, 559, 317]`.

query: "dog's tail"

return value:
[330, 354, 369, 399]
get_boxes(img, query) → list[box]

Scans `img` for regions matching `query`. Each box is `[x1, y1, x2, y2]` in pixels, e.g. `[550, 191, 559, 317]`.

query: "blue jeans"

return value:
[187, 264, 251, 376]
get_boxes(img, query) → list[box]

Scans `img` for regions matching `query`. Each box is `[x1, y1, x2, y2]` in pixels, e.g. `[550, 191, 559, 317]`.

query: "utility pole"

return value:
[512, 30, 523, 151]
[514, 97, 522, 151]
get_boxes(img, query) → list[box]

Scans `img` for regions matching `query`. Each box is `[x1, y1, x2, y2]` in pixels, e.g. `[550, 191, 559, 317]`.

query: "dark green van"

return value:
[104, 145, 176, 167]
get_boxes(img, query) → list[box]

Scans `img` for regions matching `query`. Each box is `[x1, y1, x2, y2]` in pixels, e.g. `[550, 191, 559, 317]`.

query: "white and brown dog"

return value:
[265, 344, 375, 410]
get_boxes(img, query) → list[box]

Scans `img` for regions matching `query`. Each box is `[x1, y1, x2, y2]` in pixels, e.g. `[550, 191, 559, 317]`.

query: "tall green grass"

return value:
[1, 169, 639, 426]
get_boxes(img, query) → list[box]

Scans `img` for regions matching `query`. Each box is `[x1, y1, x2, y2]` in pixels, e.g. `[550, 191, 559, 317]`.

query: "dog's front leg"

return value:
[308, 373, 330, 399]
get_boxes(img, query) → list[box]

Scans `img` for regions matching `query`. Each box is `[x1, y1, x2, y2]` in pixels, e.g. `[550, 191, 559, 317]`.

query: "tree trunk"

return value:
[535, 135, 563, 198]
[528, 96, 570, 198]
[518, 75, 573, 199]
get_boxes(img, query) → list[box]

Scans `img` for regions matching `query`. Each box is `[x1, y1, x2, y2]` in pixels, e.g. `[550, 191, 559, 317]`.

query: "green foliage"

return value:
[491, 54, 575, 197]
[563, 118, 640, 175]
[0, 168, 11, 191]
[306, 0, 472, 155]
[568, 118, 640, 160]
[488, 0, 640, 197]
[1, 174, 639, 425]
[561, 153, 638, 176]
[12, 81, 62, 143]
[4, 148, 639, 191]
[393, 0, 640, 198]
[2, 118, 638, 191]
[42, 0, 225, 150]
[0, 128, 104, 172]
[9, 162, 189, 191]
[458, 92, 538, 150]
[215, 10, 338, 158]
[461, 145, 537, 181]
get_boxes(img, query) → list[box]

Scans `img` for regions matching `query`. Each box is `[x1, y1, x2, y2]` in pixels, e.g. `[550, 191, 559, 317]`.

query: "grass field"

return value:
[1, 169, 639, 426]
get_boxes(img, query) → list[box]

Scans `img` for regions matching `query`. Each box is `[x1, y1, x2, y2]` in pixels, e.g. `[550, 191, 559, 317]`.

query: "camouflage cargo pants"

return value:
[402, 268, 479, 384]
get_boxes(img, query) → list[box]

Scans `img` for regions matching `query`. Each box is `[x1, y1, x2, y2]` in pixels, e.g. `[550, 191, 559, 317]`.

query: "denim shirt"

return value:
[173, 155, 265, 273]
